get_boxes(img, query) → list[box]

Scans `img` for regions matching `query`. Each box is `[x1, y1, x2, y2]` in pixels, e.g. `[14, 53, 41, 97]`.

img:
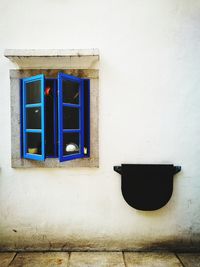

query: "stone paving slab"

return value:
[124, 252, 182, 267]
[68, 252, 125, 267]
[1, 252, 200, 267]
[177, 253, 200, 267]
[0, 253, 16, 267]
[8, 252, 69, 267]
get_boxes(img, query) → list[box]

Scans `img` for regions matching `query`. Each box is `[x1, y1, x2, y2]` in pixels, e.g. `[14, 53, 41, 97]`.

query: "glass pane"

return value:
[62, 80, 79, 104]
[63, 133, 80, 156]
[26, 132, 41, 155]
[26, 107, 41, 129]
[26, 80, 41, 104]
[63, 107, 79, 129]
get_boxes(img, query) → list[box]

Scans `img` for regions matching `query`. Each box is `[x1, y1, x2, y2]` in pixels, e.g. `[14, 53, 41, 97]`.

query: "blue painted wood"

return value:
[22, 74, 45, 161]
[80, 79, 84, 156]
[58, 73, 85, 162]
[25, 129, 42, 133]
[25, 103, 42, 108]
[85, 79, 90, 158]
[87, 79, 90, 157]
[63, 103, 80, 108]
[63, 129, 81, 133]
[53, 79, 57, 157]
[20, 79, 23, 158]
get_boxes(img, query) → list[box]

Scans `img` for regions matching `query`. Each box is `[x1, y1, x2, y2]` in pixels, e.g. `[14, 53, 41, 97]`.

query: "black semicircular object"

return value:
[114, 164, 181, 211]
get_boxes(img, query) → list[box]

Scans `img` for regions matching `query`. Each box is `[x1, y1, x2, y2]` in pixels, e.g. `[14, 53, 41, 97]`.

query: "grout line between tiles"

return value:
[8, 252, 17, 266]
[175, 253, 186, 267]
[122, 252, 128, 267]
[67, 251, 71, 267]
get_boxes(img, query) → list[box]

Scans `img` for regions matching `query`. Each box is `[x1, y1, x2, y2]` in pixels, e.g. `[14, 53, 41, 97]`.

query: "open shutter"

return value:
[58, 73, 84, 162]
[22, 74, 45, 161]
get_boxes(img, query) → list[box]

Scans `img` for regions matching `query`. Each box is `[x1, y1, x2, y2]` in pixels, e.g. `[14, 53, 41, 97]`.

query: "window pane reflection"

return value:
[62, 80, 79, 104]
[63, 107, 79, 129]
[26, 80, 41, 104]
[26, 107, 41, 129]
[26, 133, 41, 155]
[63, 133, 80, 156]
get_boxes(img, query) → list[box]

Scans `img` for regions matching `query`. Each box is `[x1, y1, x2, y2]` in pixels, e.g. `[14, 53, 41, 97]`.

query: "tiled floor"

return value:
[0, 252, 199, 267]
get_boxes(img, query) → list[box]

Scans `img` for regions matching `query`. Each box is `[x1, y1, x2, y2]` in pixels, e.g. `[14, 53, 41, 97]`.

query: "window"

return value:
[5, 49, 99, 168]
[21, 73, 90, 162]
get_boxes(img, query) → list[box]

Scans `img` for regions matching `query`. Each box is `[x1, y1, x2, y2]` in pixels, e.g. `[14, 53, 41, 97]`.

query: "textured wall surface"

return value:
[0, 0, 200, 251]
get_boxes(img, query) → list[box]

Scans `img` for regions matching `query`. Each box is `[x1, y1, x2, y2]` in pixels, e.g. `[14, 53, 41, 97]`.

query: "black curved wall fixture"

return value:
[114, 164, 181, 211]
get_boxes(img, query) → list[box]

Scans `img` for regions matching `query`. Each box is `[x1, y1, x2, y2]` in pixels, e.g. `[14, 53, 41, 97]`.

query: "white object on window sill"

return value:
[65, 143, 79, 152]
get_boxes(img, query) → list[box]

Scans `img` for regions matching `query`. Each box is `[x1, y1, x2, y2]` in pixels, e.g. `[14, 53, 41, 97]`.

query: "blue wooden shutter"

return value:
[22, 74, 45, 161]
[58, 73, 84, 162]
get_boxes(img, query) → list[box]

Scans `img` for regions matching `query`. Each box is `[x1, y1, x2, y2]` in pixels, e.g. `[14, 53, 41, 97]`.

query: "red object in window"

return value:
[45, 87, 51, 96]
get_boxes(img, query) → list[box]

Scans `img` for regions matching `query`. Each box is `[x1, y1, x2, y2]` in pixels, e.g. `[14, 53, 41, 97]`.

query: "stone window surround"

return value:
[5, 49, 99, 168]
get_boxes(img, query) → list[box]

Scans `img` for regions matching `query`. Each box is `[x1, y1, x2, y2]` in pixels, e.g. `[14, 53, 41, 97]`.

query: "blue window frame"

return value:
[22, 74, 45, 161]
[83, 79, 90, 158]
[58, 73, 84, 162]
[20, 72, 90, 163]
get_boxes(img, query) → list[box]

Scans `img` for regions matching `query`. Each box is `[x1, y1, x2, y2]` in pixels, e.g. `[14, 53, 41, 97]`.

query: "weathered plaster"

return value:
[1, 0, 200, 252]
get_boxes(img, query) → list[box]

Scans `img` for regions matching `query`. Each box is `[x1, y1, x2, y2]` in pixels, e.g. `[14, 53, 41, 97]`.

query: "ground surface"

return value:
[0, 252, 199, 267]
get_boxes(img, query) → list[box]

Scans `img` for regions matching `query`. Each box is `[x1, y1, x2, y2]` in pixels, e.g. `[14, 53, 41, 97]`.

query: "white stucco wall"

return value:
[0, 0, 200, 250]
